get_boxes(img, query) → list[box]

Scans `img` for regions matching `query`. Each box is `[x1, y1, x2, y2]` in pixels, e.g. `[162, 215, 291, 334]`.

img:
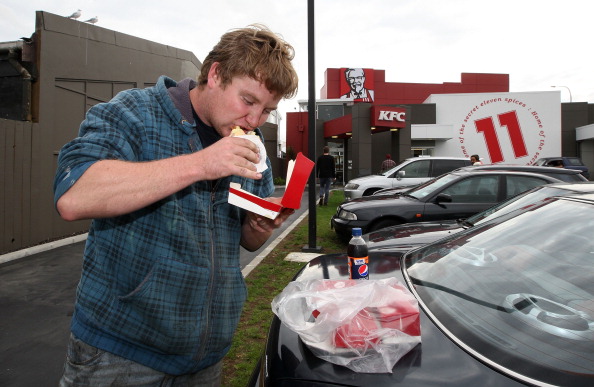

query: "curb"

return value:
[241, 208, 309, 278]
[0, 233, 88, 266]
[1, 190, 315, 270]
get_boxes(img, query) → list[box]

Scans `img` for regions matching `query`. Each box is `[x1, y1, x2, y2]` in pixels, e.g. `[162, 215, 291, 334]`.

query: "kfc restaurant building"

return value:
[285, 68, 594, 183]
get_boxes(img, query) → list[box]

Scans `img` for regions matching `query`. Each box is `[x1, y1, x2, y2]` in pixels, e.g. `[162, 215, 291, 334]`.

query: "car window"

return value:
[432, 160, 469, 177]
[505, 175, 548, 198]
[405, 198, 594, 386]
[565, 157, 585, 166]
[407, 173, 459, 199]
[440, 175, 499, 203]
[468, 186, 569, 225]
[400, 159, 430, 178]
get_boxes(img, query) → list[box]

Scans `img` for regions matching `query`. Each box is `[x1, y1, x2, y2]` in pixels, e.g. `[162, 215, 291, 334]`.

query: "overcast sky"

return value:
[2, 0, 592, 121]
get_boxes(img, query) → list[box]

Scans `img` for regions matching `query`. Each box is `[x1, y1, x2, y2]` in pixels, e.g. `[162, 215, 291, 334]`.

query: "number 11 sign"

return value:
[430, 92, 560, 165]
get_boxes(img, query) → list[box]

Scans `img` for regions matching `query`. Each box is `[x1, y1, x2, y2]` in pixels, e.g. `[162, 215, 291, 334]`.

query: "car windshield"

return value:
[380, 160, 406, 176]
[465, 185, 571, 226]
[405, 173, 459, 199]
[404, 198, 594, 386]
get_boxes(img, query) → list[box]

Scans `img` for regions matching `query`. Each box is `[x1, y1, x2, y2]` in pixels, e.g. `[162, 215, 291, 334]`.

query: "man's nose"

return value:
[246, 110, 261, 129]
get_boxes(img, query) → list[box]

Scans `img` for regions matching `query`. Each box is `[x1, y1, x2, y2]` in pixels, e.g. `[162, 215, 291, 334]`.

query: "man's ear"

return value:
[207, 62, 221, 88]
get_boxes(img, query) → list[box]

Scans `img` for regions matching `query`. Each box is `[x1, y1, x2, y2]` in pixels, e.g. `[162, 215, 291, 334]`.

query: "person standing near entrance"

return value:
[381, 154, 397, 173]
[317, 146, 335, 205]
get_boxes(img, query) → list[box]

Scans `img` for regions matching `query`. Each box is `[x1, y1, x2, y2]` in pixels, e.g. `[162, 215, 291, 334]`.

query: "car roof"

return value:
[404, 156, 469, 160]
[448, 169, 563, 180]
[457, 164, 582, 174]
[538, 156, 582, 160]
[558, 191, 594, 203]
[547, 181, 594, 191]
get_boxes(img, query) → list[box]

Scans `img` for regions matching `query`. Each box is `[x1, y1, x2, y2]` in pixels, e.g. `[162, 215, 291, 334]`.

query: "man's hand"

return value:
[241, 197, 295, 251]
[195, 136, 262, 181]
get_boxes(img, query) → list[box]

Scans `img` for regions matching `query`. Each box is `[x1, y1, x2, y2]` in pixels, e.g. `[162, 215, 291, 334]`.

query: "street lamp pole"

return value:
[551, 85, 573, 103]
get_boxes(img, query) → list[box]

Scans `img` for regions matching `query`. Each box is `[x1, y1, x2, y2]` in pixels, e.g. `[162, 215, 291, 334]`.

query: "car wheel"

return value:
[370, 219, 402, 232]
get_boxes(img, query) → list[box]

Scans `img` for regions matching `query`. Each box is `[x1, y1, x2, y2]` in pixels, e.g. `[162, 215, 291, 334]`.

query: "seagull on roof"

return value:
[84, 16, 99, 24]
[67, 9, 82, 19]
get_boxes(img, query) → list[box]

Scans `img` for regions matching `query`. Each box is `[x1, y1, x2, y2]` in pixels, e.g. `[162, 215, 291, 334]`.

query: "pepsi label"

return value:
[348, 256, 369, 280]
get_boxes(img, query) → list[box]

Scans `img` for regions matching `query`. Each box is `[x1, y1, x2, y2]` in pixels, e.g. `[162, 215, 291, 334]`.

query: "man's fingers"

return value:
[236, 165, 262, 180]
[201, 137, 262, 179]
[230, 137, 260, 162]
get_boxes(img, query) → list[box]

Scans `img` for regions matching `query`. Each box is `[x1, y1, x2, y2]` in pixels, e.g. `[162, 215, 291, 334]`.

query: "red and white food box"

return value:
[310, 280, 421, 350]
[228, 152, 314, 219]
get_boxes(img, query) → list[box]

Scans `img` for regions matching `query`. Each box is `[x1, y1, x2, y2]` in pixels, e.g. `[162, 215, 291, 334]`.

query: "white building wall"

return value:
[424, 91, 561, 165]
[411, 124, 454, 140]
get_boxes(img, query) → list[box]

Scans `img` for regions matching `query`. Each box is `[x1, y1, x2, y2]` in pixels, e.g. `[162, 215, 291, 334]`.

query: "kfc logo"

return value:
[339, 68, 375, 102]
[378, 110, 405, 122]
[371, 106, 407, 129]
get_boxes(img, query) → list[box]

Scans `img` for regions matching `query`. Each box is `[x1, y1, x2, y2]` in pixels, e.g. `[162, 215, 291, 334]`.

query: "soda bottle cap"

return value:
[352, 227, 362, 236]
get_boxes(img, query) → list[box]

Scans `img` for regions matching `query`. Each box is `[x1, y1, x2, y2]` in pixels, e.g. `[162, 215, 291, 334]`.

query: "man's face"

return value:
[201, 70, 281, 137]
[346, 69, 366, 94]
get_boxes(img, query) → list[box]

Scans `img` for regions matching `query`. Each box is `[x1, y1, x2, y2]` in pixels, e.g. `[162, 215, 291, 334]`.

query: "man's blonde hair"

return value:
[198, 24, 298, 99]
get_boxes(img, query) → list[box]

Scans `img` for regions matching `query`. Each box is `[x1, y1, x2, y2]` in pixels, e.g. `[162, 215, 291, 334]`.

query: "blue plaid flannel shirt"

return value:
[53, 76, 274, 375]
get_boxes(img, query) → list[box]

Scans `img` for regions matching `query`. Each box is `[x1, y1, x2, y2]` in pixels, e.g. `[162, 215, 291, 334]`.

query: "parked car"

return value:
[250, 193, 594, 386]
[533, 156, 590, 179]
[343, 156, 471, 200]
[468, 164, 589, 182]
[371, 165, 587, 197]
[366, 182, 594, 253]
[332, 169, 566, 241]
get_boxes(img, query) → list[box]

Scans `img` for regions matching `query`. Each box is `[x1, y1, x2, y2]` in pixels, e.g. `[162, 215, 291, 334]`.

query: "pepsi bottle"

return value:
[348, 227, 369, 280]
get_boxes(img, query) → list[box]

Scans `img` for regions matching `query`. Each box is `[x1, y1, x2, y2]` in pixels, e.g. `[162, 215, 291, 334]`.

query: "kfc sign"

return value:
[371, 106, 406, 128]
[378, 110, 405, 121]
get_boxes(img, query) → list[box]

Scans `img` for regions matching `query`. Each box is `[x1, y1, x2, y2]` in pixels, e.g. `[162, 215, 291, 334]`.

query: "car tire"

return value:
[370, 219, 402, 232]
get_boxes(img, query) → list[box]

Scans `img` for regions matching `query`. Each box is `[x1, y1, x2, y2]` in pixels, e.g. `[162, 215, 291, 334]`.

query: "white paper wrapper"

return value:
[237, 134, 268, 172]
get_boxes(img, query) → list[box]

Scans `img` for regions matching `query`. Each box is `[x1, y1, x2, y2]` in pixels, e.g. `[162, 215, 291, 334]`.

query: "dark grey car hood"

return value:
[366, 220, 463, 252]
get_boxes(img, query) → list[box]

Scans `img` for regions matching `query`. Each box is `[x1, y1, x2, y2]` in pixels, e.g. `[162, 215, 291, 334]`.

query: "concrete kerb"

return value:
[241, 207, 316, 278]
[1, 186, 320, 269]
[0, 233, 89, 266]
[0, 210, 316, 273]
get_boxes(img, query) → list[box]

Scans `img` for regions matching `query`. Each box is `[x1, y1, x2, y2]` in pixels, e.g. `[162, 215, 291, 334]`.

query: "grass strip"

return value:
[222, 189, 347, 386]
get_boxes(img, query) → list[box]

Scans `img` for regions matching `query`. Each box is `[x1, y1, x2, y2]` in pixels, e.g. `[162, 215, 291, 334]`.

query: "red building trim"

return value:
[287, 71, 510, 155]
[324, 114, 352, 139]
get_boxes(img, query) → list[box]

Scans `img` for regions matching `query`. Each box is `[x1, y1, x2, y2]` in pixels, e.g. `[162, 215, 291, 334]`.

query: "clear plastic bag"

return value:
[271, 277, 421, 373]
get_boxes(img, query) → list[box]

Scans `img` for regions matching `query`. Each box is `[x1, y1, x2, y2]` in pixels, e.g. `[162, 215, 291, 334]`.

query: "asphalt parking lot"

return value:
[0, 241, 82, 386]
[0, 187, 313, 386]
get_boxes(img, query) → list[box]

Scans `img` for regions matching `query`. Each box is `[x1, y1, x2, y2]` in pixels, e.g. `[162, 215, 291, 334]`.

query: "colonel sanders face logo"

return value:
[346, 68, 365, 96]
[340, 68, 374, 102]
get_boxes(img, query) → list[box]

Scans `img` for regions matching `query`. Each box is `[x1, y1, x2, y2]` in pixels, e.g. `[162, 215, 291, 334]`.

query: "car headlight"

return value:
[344, 183, 359, 190]
[338, 209, 358, 220]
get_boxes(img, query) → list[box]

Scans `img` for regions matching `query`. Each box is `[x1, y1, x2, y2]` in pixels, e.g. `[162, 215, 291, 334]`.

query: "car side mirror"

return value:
[434, 193, 452, 204]
[396, 170, 405, 180]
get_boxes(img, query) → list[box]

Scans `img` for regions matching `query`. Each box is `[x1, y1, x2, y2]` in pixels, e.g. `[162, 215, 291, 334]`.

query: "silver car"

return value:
[344, 156, 471, 200]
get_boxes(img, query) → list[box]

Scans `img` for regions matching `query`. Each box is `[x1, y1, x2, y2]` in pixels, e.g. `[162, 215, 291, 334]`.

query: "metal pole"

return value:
[303, 0, 321, 252]
[551, 85, 572, 103]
